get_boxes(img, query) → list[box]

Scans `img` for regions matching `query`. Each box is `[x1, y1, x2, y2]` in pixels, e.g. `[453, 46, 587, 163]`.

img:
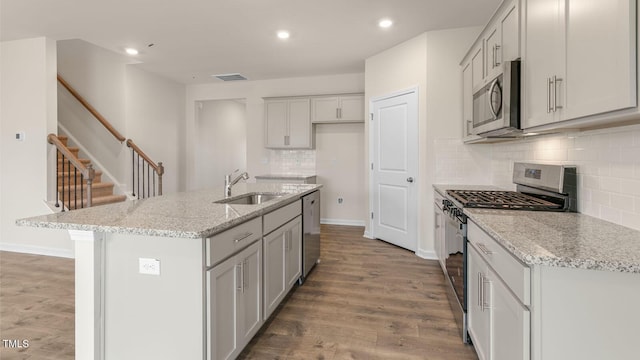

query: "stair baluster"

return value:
[127, 140, 163, 200]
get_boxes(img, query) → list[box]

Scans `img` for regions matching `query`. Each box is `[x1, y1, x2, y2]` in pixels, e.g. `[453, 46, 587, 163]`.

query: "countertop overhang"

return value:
[17, 183, 321, 239]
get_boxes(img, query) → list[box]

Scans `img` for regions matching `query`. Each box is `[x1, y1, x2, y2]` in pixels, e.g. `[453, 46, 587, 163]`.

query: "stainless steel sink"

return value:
[215, 192, 285, 205]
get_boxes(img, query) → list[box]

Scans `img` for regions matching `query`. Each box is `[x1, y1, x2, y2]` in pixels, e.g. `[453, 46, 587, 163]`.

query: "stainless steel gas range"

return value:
[441, 162, 577, 344]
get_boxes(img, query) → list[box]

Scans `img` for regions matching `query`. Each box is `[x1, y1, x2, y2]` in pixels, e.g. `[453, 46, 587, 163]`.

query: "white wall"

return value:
[125, 66, 185, 194]
[0, 37, 73, 257]
[315, 123, 366, 225]
[194, 99, 247, 189]
[57, 39, 186, 195]
[364, 27, 481, 258]
[57, 39, 129, 187]
[185, 73, 366, 224]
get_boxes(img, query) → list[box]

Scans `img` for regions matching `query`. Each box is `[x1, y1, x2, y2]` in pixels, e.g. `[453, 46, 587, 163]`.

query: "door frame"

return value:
[368, 86, 419, 249]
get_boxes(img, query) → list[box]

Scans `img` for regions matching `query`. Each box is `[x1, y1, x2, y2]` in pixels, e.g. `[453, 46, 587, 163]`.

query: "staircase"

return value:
[55, 135, 127, 210]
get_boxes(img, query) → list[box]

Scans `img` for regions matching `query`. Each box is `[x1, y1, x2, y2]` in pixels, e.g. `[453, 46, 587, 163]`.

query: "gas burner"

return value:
[446, 190, 564, 211]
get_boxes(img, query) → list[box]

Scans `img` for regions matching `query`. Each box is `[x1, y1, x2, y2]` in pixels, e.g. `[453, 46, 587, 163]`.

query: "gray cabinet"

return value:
[207, 239, 262, 360]
[264, 97, 312, 149]
[311, 94, 364, 123]
[263, 215, 302, 320]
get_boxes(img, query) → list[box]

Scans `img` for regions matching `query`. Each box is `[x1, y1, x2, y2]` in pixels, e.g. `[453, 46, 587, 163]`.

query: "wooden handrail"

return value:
[57, 74, 126, 143]
[126, 139, 164, 175]
[48, 134, 95, 179]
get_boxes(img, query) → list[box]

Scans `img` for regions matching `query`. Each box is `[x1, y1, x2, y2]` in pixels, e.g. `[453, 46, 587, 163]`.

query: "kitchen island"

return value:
[17, 183, 321, 360]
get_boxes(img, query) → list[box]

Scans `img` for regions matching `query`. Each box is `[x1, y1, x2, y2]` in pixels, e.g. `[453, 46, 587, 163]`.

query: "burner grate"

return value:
[446, 190, 563, 210]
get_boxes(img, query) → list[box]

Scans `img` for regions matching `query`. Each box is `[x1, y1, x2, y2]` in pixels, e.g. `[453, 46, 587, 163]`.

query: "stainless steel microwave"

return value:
[472, 60, 521, 137]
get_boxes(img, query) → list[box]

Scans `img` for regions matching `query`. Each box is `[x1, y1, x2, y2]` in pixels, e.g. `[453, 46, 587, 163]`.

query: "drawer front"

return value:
[206, 217, 262, 267]
[263, 200, 301, 235]
[468, 220, 530, 305]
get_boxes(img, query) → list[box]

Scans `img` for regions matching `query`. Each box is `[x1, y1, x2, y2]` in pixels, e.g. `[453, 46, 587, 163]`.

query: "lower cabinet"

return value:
[468, 243, 530, 360]
[263, 215, 302, 320]
[207, 240, 263, 360]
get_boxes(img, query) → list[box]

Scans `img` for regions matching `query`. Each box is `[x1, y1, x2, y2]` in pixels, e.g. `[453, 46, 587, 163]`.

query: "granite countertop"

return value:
[17, 183, 321, 239]
[433, 184, 640, 274]
[255, 174, 317, 180]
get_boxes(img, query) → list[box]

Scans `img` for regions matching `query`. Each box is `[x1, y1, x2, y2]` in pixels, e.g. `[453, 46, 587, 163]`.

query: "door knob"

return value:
[407, 177, 414, 183]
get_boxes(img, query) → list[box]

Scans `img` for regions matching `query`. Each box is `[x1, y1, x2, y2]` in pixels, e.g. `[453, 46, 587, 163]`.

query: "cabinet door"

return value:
[485, 25, 501, 80]
[433, 204, 446, 273]
[285, 216, 302, 288]
[564, 0, 636, 120]
[311, 96, 339, 122]
[471, 44, 485, 92]
[490, 267, 530, 360]
[264, 100, 288, 148]
[338, 95, 365, 122]
[263, 227, 286, 320]
[462, 62, 480, 142]
[523, 0, 565, 129]
[467, 245, 490, 360]
[238, 241, 263, 346]
[500, 1, 519, 63]
[208, 256, 239, 360]
[287, 98, 312, 148]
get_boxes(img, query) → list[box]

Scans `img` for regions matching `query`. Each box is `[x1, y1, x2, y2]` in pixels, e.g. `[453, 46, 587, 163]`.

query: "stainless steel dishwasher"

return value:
[300, 190, 320, 283]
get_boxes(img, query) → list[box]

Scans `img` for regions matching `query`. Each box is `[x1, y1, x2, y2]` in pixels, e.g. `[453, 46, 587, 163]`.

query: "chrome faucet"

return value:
[225, 170, 249, 197]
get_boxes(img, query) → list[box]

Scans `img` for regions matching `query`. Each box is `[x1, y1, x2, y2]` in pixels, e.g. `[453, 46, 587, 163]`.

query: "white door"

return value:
[370, 90, 418, 251]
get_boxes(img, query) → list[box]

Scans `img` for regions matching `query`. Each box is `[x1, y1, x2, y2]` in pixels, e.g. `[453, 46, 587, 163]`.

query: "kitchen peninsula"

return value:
[17, 183, 321, 360]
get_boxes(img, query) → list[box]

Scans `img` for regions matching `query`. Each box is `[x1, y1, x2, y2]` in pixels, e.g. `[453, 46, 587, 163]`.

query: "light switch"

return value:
[15, 132, 25, 141]
[139, 258, 160, 275]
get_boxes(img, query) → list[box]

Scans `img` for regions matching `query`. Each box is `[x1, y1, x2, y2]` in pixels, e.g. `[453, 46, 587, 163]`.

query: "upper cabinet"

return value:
[311, 94, 364, 123]
[264, 97, 312, 149]
[524, 0, 636, 129]
[461, 0, 520, 142]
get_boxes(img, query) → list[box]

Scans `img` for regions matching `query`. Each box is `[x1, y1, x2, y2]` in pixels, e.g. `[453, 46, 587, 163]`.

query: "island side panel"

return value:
[532, 266, 640, 360]
[103, 233, 205, 360]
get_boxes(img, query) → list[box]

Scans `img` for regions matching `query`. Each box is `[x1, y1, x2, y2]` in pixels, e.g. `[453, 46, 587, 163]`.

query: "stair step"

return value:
[58, 135, 68, 146]
[58, 182, 115, 198]
[57, 170, 103, 184]
[61, 194, 127, 210]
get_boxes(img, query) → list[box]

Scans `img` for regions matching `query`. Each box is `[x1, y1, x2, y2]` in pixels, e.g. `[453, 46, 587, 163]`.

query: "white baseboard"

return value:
[0, 242, 74, 259]
[320, 218, 366, 227]
[363, 230, 373, 239]
[416, 248, 437, 260]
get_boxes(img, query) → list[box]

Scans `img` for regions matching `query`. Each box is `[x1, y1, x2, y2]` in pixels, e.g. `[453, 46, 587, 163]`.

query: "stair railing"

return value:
[48, 134, 95, 210]
[126, 139, 164, 199]
[57, 74, 164, 200]
[57, 75, 126, 143]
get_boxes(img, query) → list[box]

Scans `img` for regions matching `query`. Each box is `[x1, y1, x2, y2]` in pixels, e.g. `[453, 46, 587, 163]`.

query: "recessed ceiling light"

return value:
[379, 19, 393, 28]
[277, 31, 290, 39]
[125, 48, 139, 55]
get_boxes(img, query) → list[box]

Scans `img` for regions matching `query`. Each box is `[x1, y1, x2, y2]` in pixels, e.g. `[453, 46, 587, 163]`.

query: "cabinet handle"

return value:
[233, 232, 253, 243]
[242, 260, 247, 293]
[553, 76, 563, 111]
[482, 276, 491, 311]
[477, 243, 493, 256]
[547, 77, 553, 113]
[478, 272, 482, 307]
[236, 264, 242, 292]
[284, 135, 290, 146]
[493, 45, 501, 68]
[339, 108, 342, 119]
[466, 120, 472, 136]
[336, 108, 339, 119]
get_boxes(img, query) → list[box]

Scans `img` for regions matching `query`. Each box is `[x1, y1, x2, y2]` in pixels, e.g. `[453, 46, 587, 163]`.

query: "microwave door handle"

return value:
[488, 79, 500, 119]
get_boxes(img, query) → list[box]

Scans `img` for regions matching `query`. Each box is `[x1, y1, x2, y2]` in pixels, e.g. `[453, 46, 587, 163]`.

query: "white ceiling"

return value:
[1, 0, 501, 84]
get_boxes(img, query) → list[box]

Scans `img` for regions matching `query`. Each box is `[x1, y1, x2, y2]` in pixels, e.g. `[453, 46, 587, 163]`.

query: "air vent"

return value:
[213, 73, 247, 81]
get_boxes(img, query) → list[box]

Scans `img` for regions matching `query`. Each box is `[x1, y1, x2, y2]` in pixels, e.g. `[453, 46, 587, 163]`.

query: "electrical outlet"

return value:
[337, 197, 344, 204]
[139, 258, 160, 275]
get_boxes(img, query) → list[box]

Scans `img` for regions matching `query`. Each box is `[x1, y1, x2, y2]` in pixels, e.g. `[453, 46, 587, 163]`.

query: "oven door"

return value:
[444, 214, 466, 310]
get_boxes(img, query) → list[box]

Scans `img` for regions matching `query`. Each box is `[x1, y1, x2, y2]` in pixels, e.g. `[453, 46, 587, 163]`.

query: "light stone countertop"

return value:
[254, 174, 317, 180]
[433, 184, 640, 274]
[17, 183, 321, 239]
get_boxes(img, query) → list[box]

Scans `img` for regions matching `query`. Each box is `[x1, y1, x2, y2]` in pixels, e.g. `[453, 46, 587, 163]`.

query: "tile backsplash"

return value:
[438, 123, 640, 231]
[269, 149, 316, 175]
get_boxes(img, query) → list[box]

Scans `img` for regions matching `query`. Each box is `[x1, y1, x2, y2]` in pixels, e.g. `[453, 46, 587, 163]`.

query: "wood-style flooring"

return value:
[0, 225, 477, 360]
